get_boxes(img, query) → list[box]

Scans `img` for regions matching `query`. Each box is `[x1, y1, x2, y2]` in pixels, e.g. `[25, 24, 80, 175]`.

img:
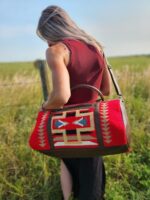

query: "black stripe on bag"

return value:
[41, 144, 129, 158]
[94, 102, 104, 147]
[47, 114, 55, 151]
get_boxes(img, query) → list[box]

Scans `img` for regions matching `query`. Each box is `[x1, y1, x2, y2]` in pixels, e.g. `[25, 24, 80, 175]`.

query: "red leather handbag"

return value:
[29, 65, 130, 157]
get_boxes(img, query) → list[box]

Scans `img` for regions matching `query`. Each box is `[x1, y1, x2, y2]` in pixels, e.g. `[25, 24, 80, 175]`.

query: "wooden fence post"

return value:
[34, 60, 49, 101]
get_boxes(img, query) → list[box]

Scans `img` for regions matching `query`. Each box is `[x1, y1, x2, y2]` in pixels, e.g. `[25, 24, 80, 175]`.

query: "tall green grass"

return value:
[0, 62, 36, 79]
[0, 56, 150, 200]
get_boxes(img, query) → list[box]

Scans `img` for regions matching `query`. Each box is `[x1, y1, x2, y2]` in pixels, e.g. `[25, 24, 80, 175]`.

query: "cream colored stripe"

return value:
[53, 135, 96, 141]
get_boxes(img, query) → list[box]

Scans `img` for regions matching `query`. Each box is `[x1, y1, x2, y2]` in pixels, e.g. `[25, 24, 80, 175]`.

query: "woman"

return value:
[37, 5, 110, 200]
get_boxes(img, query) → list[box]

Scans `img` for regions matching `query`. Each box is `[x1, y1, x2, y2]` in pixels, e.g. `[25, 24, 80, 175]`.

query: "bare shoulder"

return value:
[46, 42, 69, 65]
[46, 42, 70, 67]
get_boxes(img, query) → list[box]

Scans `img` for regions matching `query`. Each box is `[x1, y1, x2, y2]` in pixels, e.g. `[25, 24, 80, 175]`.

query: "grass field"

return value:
[0, 55, 150, 200]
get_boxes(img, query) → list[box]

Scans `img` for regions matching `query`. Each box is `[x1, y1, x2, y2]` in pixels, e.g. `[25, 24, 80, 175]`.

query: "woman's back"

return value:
[62, 39, 106, 104]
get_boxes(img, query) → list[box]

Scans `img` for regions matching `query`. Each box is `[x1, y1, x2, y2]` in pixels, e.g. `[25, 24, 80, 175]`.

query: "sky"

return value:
[0, 0, 150, 62]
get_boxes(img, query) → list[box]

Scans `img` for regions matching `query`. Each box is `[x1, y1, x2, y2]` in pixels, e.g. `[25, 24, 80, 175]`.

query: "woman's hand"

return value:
[39, 99, 63, 111]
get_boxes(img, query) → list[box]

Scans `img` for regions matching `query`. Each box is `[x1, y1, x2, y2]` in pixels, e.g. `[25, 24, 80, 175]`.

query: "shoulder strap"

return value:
[107, 64, 122, 97]
[103, 54, 122, 97]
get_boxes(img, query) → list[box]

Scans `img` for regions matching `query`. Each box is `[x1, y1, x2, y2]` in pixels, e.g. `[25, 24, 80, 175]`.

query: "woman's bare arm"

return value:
[42, 43, 71, 109]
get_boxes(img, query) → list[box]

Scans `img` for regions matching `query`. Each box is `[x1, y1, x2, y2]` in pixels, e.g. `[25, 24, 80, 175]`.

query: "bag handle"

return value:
[71, 84, 104, 101]
[71, 51, 123, 99]
[71, 63, 123, 100]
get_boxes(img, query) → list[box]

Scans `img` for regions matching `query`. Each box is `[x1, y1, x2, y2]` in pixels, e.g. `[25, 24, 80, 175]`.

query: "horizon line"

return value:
[0, 53, 149, 63]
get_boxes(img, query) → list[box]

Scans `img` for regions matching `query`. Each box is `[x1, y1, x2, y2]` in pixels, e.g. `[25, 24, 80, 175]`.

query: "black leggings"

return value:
[62, 157, 106, 200]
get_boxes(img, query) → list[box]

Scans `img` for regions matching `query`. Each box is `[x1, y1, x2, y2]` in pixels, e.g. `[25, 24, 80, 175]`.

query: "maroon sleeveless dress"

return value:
[63, 39, 105, 105]
[61, 39, 106, 200]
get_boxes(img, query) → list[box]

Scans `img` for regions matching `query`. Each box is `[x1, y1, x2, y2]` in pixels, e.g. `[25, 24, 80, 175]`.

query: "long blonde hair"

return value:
[37, 5, 103, 51]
